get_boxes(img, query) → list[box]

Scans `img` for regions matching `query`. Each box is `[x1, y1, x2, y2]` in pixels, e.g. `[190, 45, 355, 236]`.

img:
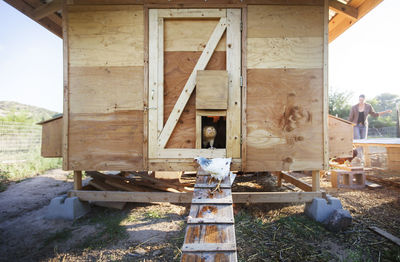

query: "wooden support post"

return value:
[272, 172, 282, 187]
[396, 104, 400, 138]
[312, 170, 320, 192]
[363, 145, 371, 167]
[74, 171, 82, 190]
[277, 172, 282, 188]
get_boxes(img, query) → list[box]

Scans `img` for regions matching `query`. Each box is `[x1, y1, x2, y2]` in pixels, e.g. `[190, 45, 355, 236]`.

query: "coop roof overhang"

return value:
[5, 0, 383, 43]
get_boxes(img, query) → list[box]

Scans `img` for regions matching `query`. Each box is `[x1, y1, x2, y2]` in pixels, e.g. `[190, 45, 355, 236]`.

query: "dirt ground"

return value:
[0, 169, 399, 262]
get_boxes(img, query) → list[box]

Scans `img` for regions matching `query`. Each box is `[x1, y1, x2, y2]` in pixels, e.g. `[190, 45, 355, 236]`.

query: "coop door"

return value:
[148, 9, 241, 159]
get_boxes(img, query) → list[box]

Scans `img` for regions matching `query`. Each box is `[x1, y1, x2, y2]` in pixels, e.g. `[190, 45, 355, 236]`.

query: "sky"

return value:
[0, 1, 399, 112]
[329, 0, 400, 105]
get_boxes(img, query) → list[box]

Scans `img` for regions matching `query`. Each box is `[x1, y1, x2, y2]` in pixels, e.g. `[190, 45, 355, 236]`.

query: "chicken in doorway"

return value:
[202, 126, 217, 149]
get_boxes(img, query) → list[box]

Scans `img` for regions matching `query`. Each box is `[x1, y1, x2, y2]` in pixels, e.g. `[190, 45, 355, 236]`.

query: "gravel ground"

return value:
[0, 169, 399, 261]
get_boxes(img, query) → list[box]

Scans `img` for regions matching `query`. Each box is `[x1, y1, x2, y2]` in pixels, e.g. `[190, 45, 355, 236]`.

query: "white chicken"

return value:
[194, 157, 234, 192]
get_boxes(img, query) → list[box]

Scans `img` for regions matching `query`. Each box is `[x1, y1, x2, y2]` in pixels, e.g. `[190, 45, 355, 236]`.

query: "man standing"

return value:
[349, 94, 392, 139]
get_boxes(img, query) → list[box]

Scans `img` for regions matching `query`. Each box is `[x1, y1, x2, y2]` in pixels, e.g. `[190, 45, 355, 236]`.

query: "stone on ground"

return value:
[323, 209, 352, 232]
[304, 195, 342, 222]
[46, 196, 90, 220]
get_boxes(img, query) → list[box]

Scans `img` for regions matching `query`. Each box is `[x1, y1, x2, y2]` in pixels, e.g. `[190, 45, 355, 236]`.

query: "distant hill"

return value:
[0, 101, 60, 123]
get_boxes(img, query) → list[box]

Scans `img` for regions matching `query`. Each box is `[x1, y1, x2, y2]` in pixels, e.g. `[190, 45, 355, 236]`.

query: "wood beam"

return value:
[69, 0, 323, 6]
[32, 0, 62, 20]
[4, 0, 62, 38]
[329, 0, 358, 20]
[278, 171, 313, 192]
[329, 0, 384, 42]
[68, 190, 324, 203]
[20, 0, 62, 28]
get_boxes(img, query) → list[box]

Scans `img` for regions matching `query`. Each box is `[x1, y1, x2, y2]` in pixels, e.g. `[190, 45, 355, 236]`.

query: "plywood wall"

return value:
[245, 4, 326, 171]
[66, 5, 144, 170]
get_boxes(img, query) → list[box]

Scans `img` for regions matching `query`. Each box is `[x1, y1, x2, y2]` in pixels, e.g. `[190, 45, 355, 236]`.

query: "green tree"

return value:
[367, 93, 399, 128]
[329, 89, 352, 119]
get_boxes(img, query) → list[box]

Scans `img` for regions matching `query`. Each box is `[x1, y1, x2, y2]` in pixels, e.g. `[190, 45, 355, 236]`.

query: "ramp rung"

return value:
[182, 252, 237, 262]
[182, 243, 237, 252]
[192, 188, 233, 204]
[195, 175, 231, 188]
[187, 217, 234, 224]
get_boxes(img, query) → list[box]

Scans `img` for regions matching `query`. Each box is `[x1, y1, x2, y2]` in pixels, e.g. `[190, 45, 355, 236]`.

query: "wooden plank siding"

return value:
[66, 5, 145, 171]
[68, 111, 143, 170]
[61, 3, 329, 172]
[328, 115, 353, 158]
[245, 4, 327, 171]
[40, 117, 63, 157]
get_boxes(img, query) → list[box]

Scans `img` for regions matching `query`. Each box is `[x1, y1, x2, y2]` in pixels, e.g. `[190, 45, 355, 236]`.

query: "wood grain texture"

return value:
[143, 6, 149, 170]
[248, 5, 324, 38]
[188, 204, 234, 223]
[69, 0, 324, 5]
[323, 0, 329, 169]
[245, 4, 325, 171]
[247, 37, 323, 69]
[62, 1, 69, 170]
[196, 70, 228, 110]
[69, 190, 323, 203]
[328, 116, 353, 158]
[158, 8, 226, 18]
[184, 224, 235, 244]
[182, 252, 236, 262]
[226, 8, 241, 158]
[245, 69, 324, 171]
[158, 18, 227, 149]
[387, 147, 400, 171]
[329, 0, 383, 42]
[182, 170, 236, 260]
[241, 7, 248, 170]
[68, 5, 144, 67]
[164, 51, 226, 148]
[165, 18, 226, 51]
[148, 158, 241, 171]
[40, 117, 63, 157]
[69, 66, 144, 113]
[73, 170, 83, 190]
[148, 9, 159, 158]
[4, 0, 62, 37]
[68, 111, 143, 171]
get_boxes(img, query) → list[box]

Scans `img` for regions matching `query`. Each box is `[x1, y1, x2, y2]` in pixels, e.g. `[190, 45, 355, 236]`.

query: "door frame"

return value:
[147, 8, 242, 159]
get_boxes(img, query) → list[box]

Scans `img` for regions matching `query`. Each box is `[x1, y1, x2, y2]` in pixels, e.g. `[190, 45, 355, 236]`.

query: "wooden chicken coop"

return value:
[7, 0, 383, 204]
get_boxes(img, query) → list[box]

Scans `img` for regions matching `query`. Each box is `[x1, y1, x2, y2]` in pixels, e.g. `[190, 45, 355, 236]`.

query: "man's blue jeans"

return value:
[354, 124, 367, 139]
[354, 124, 367, 163]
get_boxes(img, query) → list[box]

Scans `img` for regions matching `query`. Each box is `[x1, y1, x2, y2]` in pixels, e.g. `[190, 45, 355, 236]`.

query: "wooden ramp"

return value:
[181, 169, 237, 262]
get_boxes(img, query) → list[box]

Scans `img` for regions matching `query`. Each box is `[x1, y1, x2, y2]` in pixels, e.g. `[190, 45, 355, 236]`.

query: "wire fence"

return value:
[0, 121, 42, 164]
[368, 126, 398, 138]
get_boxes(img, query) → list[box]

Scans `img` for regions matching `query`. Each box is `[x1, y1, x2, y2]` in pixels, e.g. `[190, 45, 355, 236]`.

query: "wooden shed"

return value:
[7, 0, 383, 203]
